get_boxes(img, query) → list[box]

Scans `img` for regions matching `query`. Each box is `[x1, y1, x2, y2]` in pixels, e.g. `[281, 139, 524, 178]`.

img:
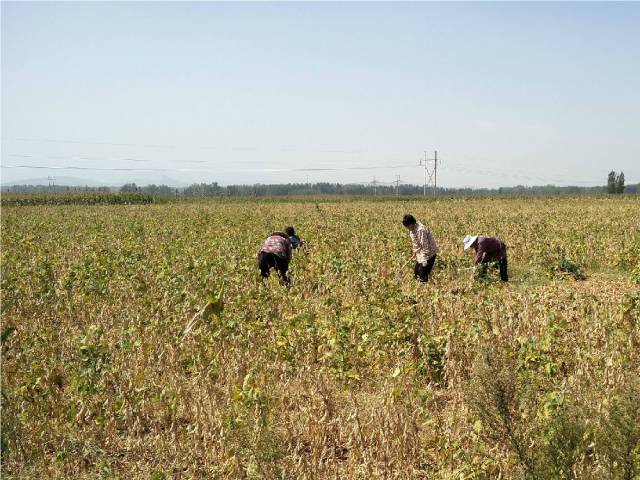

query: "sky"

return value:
[2, 1, 639, 188]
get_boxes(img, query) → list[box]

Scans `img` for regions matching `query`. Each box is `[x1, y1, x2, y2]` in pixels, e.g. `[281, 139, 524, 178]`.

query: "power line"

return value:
[1, 160, 419, 174]
[442, 159, 603, 186]
[2, 149, 607, 186]
[5, 137, 363, 155]
[1, 164, 198, 173]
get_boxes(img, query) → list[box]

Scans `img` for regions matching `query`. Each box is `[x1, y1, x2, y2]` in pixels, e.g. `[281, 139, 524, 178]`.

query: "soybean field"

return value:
[2, 196, 639, 479]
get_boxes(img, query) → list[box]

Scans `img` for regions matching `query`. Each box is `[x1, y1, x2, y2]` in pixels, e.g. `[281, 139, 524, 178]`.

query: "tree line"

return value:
[112, 173, 638, 196]
[3, 172, 635, 196]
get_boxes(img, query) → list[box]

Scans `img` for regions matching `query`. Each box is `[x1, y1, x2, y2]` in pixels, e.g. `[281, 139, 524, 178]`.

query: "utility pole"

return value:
[373, 177, 377, 196]
[418, 150, 441, 197]
[421, 151, 428, 196]
[395, 175, 401, 196]
[433, 150, 438, 196]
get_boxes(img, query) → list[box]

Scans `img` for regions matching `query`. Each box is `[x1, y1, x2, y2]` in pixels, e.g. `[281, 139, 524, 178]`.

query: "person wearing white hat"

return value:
[402, 214, 439, 283]
[463, 235, 508, 281]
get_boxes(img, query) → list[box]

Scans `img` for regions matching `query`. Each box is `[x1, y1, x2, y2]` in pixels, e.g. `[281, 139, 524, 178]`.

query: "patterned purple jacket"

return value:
[474, 236, 507, 264]
[257, 234, 292, 261]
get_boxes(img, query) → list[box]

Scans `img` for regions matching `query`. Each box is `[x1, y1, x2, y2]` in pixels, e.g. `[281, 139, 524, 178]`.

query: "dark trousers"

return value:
[258, 252, 290, 285]
[415, 254, 437, 283]
[499, 257, 508, 281]
[480, 256, 508, 282]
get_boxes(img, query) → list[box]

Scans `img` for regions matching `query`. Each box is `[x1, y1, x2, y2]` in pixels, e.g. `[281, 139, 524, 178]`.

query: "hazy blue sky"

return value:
[2, 1, 639, 187]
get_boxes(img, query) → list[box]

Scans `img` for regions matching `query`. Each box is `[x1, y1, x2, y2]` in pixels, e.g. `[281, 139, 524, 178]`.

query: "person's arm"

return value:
[474, 247, 484, 264]
[474, 237, 488, 264]
[285, 240, 293, 261]
[470, 246, 483, 277]
[410, 232, 420, 255]
[417, 229, 426, 255]
[422, 228, 435, 258]
[416, 228, 430, 256]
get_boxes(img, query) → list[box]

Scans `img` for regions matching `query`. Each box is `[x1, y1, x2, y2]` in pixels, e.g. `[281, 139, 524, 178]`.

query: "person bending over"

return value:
[463, 235, 508, 282]
[284, 226, 304, 250]
[257, 231, 292, 285]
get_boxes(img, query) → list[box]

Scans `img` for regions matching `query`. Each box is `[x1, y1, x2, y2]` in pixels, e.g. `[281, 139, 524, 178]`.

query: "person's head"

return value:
[402, 214, 417, 231]
[285, 226, 295, 237]
[463, 235, 478, 252]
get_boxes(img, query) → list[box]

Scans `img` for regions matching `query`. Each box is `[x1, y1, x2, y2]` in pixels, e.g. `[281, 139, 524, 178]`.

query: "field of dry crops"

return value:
[2, 196, 639, 479]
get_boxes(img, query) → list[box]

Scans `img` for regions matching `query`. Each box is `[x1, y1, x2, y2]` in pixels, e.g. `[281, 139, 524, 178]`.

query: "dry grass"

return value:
[2, 196, 639, 479]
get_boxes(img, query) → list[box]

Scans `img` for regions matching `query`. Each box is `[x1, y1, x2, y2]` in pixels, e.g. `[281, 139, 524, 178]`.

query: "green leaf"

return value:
[206, 284, 224, 316]
[201, 302, 215, 320]
[1, 326, 16, 345]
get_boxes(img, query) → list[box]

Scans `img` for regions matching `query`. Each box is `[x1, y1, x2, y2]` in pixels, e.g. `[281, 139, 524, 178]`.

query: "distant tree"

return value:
[120, 183, 138, 192]
[183, 182, 223, 196]
[607, 171, 617, 194]
[615, 172, 625, 194]
[140, 184, 174, 195]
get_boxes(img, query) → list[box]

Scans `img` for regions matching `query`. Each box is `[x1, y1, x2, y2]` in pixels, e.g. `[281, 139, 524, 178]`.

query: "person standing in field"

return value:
[463, 235, 508, 282]
[257, 231, 293, 285]
[402, 214, 439, 283]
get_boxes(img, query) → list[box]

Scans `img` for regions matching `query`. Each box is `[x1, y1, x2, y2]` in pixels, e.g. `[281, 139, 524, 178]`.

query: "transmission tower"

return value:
[370, 176, 379, 195]
[418, 150, 440, 196]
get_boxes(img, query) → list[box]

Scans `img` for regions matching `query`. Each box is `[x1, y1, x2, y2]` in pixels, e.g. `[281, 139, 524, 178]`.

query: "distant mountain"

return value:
[1, 175, 111, 187]
[122, 175, 191, 188]
[1, 174, 192, 188]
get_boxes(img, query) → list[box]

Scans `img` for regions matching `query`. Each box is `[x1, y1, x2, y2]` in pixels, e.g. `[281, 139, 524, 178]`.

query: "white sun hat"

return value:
[463, 235, 478, 250]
